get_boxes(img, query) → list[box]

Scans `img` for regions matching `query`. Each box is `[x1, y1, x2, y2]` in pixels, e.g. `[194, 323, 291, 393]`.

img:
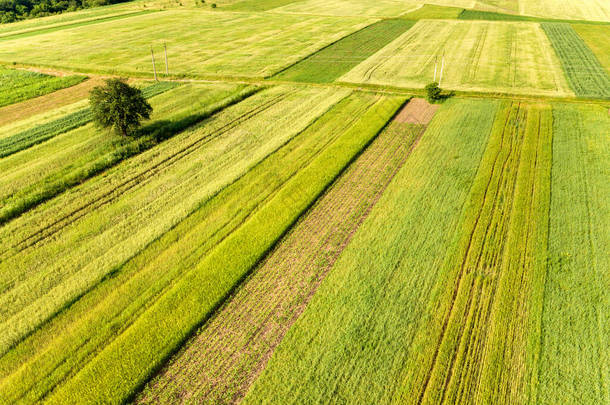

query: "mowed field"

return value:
[0, 0, 608, 404]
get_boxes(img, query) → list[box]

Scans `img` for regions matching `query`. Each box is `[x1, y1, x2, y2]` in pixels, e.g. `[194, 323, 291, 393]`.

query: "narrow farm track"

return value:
[136, 112, 429, 404]
[407, 101, 553, 405]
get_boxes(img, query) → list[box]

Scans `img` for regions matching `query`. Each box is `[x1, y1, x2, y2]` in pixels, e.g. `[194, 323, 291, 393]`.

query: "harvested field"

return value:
[394, 97, 440, 124]
[0, 77, 100, 127]
[136, 100, 429, 405]
[270, 0, 420, 17]
[340, 20, 573, 97]
[541, 23, 610, 98]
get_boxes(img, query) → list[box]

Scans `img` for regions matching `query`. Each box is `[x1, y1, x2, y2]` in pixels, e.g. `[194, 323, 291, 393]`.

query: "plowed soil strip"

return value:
[394, 98, 440, 125]
[137, 118, 429, 405]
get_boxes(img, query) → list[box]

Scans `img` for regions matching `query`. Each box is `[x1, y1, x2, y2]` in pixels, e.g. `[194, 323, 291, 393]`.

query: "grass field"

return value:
[0, 1, 608, 404]
[273, 19, 414, 83]
[0, 10, 372, 78]
[541, 23, 610, 98]
[340, 20, 572, 97]
[0, 68, 85, 107]
[537, 103, 609, 405]
[244, 98, 498, 403]
[572, 24, 610, 74]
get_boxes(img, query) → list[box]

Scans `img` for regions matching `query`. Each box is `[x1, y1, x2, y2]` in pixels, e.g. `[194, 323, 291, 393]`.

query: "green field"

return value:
[0, 68, 85, 107]
[341, 20, 573, 97]
[0, 1, 608, 404]
[274, 19, 414, 83]
[541, 23, 610, 98]
[0, 10, 372, 78]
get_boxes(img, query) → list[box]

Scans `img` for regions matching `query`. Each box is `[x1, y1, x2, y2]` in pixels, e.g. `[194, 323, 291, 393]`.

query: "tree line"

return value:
[0, 0, 129, 23]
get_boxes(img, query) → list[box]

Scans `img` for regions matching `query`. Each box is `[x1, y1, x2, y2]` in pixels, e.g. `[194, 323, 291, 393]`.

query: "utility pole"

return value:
[164, 42, 169, 75]
[151, 46, 158, 81]
[433, 56, 438, 82]
[439, 52, 445, 87]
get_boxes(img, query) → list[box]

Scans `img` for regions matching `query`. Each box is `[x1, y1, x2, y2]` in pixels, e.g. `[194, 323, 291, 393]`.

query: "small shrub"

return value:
[424, 82, 442, 103]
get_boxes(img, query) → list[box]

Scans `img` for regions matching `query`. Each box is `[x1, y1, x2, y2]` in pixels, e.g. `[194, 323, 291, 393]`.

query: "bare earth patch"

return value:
[136, 105, 439, 404]
[394, 97, 440, 125]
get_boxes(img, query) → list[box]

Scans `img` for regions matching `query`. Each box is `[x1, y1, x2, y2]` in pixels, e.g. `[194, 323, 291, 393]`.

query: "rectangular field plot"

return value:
[0, 10, 372, 78]
[274, 19, 414, 83]
[572, 24, 610, 74]
[520, 0, 610, 22]
[0, 68, 85, 108]
[538, 104, 609, 405]
[541, 23, 610, 98]
[340, 20, 573, 97]
[271, 0, 420, 17]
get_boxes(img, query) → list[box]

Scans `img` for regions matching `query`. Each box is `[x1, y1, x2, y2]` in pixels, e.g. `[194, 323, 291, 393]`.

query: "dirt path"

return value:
[135, 102, 437, 405]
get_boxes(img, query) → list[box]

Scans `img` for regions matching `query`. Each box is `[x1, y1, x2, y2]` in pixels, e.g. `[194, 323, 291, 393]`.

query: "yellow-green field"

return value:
[0, 10, 371, 78]
[340, 20, 572, 96]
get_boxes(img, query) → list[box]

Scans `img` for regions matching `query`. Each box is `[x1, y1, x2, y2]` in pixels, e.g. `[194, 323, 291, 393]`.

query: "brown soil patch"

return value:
[0, 78, 101, 127]
[394, 97, 440, 125]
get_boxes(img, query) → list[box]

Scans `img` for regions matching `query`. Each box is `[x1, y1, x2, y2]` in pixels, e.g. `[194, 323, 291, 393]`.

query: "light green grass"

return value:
[402, 4, 464, 20]
[537, 103, 609, 405]
[572, 24, 610, 74]
[44, 93, 405, 405]
[0, 10, 372, 79]
[340, 20, 573, 97]
[541, 23, 610, 98]
[224, 0, 302, 12]
[0, 91, 385, 405]
[519, 0, 610, 22]
[273, 19, 414, 83]
[243, 98, 497, 404]
[0, 86, 348, 358]
[270, 0, 420, 18]
[0, 68, 85, 107]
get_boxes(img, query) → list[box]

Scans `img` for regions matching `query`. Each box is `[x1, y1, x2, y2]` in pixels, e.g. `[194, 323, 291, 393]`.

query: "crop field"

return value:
[541, 23, 610, 98]
[0, 10, 372, 78]
[274, 19, 415, 83]
[340, 20, 573, 97]
[0, 68, 85, 108]
[572, 24, 610, 74]
[0, 1, 608, 404]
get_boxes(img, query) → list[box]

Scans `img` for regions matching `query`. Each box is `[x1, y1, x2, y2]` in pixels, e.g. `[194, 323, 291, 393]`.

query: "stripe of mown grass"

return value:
[536, 104, 609, 405]
[44, 95, 405, 405]
[0, 84, 254, 226]
[243, 99, 498, 404]
[0, 81, 178, 158]
[0, 92, 371, 405]
[272, 19, 414, 83]
[0, 10, 158, 42]
[541, 23, 610, 99]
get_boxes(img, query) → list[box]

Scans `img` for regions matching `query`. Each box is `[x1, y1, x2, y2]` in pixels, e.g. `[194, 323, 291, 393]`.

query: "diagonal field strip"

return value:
[136, 102, 430, 405]
[541, 23, 610, 98]
[399, 101, 553, 405]
[0, 10, 158, 42]
[272, 19, 415, 83]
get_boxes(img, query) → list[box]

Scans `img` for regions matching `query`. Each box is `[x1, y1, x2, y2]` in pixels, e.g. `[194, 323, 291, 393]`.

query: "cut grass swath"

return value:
[273, 19, 414, 83]
[44, 94, 405, 405]
[0, 81, 178, 158]
[541, 23, 610, 98]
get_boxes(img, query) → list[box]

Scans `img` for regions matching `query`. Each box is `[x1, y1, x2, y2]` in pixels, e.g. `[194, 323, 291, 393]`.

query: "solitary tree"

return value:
[424, 82, 442, 103]
[89, 78, 152, 136]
